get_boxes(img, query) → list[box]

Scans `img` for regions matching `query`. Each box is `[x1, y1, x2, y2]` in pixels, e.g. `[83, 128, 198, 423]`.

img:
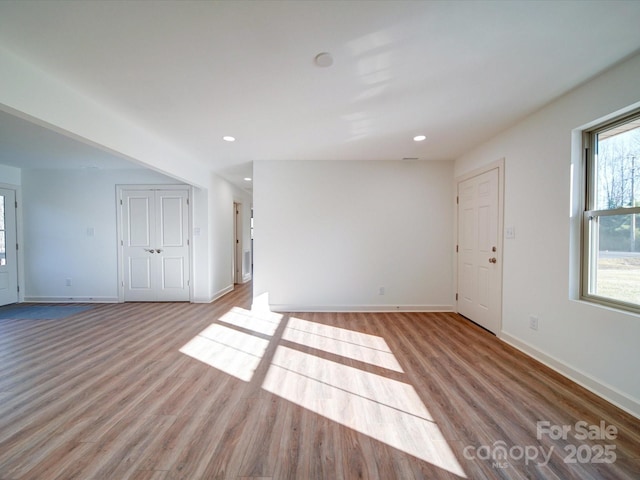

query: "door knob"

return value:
[489, 257, 497, 263]
[155, 249, 163, 253]
[144, 248, 155, 253]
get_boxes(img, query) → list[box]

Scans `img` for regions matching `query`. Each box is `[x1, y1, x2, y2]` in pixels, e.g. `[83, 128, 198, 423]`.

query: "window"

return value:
[583, 111, 640, 312]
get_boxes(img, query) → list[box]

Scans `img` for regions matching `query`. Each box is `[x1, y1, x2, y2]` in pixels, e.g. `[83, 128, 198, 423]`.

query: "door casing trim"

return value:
[0, 184, 22, 305]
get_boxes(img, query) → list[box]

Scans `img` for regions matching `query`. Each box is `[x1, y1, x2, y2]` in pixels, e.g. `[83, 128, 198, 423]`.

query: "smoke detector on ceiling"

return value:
[314, 52, 333, 67]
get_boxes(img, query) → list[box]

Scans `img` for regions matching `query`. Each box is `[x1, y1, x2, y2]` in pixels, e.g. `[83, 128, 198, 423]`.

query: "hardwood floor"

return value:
[0, 283, 638, 479]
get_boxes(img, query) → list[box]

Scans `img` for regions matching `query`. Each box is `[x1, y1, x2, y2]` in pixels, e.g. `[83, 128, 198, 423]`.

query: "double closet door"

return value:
[121, 188, 190, 302]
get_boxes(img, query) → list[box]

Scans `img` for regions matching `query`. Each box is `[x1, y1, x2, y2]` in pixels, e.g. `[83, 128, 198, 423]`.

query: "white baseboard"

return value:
[23, 296, 119, 303]
[269, 304, 454, 313]
[192, 284, 234, 304]
[500, 332, 640, 419]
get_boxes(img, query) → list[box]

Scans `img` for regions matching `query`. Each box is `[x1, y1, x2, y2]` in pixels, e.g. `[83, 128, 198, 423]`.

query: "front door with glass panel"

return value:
[0, 188, 18, 306]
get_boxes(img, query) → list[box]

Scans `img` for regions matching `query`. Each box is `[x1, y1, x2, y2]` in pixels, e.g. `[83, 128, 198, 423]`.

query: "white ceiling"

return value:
[1, 0, 640, 189]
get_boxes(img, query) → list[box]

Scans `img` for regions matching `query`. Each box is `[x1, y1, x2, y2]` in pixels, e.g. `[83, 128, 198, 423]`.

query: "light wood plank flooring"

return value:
[0, 283, 638, 479]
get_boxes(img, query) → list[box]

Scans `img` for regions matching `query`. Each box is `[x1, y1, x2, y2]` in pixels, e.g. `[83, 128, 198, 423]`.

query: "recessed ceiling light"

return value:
[223, 136, 236, 142]
[244, 177, 252, 182]
[314, 52, 333, 68]
[413, 135, 427, 142]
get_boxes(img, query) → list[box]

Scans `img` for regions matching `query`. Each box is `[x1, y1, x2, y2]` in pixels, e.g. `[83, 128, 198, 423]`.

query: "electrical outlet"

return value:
[379, 287, 385, 295]
[529, 315, 539, 330]
[65, 278, 72, 287]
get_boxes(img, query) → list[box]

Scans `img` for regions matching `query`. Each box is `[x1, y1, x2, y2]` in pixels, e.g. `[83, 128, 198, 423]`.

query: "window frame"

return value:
[582, 109, 640, 314]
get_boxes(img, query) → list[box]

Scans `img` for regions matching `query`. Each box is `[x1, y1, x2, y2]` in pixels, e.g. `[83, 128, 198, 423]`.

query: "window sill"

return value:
[575, 295, 640, 318]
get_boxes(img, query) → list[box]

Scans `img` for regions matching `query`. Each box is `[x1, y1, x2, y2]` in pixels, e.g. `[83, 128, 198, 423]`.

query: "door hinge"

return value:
[17, 285, 20, 293]
[456, 196, 459, 205]
[120, 199, 123, 205]
[15, 200, 18, 209]
[121, 239, 124, 246]
[187, 238, 190, 246]
[456, 293, 458, 301]
[16, 243, 18, 251]
[456, 245, 458, 252]
[187, 198, 189, 206]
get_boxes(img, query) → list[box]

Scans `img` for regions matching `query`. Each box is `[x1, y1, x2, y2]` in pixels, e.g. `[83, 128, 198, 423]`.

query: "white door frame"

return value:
[454, 158, 505, 335]
[234, 202, 244, 284]
[116, 184, 193, 302]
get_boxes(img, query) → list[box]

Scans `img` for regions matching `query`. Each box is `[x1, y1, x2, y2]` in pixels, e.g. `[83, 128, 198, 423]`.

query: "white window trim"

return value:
[581, 110, 640, 314]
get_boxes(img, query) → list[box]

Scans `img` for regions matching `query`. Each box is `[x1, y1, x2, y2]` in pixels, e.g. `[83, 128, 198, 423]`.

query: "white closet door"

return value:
[122, 189, 190, 302]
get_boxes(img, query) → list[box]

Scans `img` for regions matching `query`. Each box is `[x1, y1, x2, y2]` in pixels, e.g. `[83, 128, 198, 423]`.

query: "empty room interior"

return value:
[1, 1, 640, 479]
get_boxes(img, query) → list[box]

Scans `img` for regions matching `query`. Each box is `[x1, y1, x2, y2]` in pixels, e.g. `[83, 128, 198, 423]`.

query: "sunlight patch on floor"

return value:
[218, 306, 282, 336]
[180, 306, 282, 381]
[179, 298, 465, 477]
[282, 316, 403, 372]
[262, 344, 466, 477]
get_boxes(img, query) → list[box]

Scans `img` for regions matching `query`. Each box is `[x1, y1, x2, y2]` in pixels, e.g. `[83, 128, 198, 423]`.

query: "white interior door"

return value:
[457, 168, 502, 334]
[121, 188, 190, 302]
[0, 188, 18, 306]
[234, 202, 242, 284]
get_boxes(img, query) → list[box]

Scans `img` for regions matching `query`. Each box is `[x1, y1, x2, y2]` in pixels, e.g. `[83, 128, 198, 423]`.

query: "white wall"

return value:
[454, 52, 640, 416]
[189, 185, 210, 302]
[203, 172, 252, 302]
[10, 166, 249, 304]
[21, 168, 179, 301]
[254, 160, 453, 311]
[0, 164, 21, 186]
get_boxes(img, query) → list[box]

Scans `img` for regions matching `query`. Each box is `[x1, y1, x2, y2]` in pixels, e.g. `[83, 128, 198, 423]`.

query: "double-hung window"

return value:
[583, 111, 640, 312]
